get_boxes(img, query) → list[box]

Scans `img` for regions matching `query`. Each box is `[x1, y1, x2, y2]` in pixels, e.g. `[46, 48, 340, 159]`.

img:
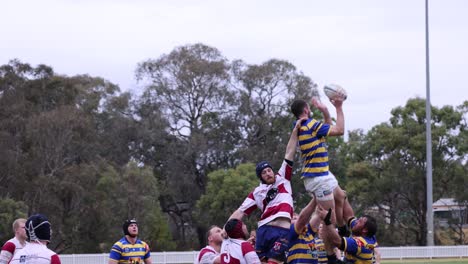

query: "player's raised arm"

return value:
[323, 84, 346, 136]
[294, 197, 317, 232]
[311, 97, 332, 125]
[327, 96, 344, 136]
[229, 209, 245, 220]
[316, 206, 343, 248]
[285, 118, 305, 161]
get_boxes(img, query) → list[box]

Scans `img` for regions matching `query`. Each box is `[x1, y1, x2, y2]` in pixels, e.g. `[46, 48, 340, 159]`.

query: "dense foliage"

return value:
[0, 44, 466, 252]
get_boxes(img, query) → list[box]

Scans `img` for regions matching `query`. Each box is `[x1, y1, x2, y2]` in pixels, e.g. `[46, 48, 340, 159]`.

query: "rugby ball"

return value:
[324, 84, 347, 100]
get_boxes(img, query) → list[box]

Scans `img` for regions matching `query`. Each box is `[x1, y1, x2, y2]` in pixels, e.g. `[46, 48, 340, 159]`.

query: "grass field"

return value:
[383, 259, 468, 264]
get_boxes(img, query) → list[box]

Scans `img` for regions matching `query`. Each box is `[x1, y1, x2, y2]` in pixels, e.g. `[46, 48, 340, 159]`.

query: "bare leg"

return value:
[333, 186, 346, 227]
[342, 196, 354, 225]
[316, 198, 336, 255]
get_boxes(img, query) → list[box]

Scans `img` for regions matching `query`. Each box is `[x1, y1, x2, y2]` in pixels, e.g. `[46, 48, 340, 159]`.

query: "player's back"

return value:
[298, 118, 330, 177]
[9, 243, 60, 264]
[220, 238, 260, 264]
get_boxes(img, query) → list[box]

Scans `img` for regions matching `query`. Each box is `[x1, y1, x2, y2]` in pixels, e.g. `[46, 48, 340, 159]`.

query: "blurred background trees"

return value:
[0, 44, 466, 252]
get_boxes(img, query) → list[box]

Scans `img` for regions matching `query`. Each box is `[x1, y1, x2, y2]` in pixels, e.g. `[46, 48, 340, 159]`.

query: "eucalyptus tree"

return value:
[230, 59, 320, 209]
[0, 198, 28, 243]
[0, 60, 171, 252]
[343, 98, 468, 245]
[195, 163, 259, 236]
[231, 58, 318, 163]
[136, 43, 238, 248]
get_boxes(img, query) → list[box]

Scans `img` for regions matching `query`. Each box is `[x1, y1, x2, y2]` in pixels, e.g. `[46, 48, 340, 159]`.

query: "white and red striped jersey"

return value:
[195, 245, 219, 264]
[0, 237, 26, 264]
[220, 239, 260, 264]
[239, 160, 293, 227]
[9, 242, 61, 264]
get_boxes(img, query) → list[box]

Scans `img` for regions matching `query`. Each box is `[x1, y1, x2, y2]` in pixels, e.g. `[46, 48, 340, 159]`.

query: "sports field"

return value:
[383, 259, 468, 264]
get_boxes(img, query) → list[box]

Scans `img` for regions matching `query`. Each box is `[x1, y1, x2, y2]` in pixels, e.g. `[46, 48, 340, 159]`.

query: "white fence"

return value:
[60, 246, 468, 264]
[379, 245, 468, 259]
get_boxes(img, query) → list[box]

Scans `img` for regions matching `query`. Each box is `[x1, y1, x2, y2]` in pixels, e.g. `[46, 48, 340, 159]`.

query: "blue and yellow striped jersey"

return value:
[342, 219, 377, 264]
[298, 118, 331, 178]
[287, 223, 318, 264]
[109, 237, 151, 264]
[312, 237, 327, 264]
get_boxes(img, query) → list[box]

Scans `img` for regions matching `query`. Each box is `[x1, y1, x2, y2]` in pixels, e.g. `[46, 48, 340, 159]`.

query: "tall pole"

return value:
[425, 0, 434, 246]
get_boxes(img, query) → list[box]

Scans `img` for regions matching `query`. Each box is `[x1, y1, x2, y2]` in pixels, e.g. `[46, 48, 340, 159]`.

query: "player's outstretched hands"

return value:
[316, 205, 333, 225]
[311, 97, 328, 113]
[324, 84, 347, 101]
[330, 95, 344, 108]
[329, 86, 346, 108]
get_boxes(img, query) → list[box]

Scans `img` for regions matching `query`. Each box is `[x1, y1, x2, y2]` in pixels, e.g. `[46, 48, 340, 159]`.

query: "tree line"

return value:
[0, 43, 466, 253]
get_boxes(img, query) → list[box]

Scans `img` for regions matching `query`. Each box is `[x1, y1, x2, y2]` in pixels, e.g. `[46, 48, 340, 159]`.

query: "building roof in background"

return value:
[433, 198, 464, 211]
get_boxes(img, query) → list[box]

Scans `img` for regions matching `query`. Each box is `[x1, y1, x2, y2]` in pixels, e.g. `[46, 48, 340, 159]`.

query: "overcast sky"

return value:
[1, 0, 467, 133]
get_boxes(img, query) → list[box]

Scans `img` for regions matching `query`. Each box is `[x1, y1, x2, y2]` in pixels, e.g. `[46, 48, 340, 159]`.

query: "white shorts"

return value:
[303, 172, 338, 201]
